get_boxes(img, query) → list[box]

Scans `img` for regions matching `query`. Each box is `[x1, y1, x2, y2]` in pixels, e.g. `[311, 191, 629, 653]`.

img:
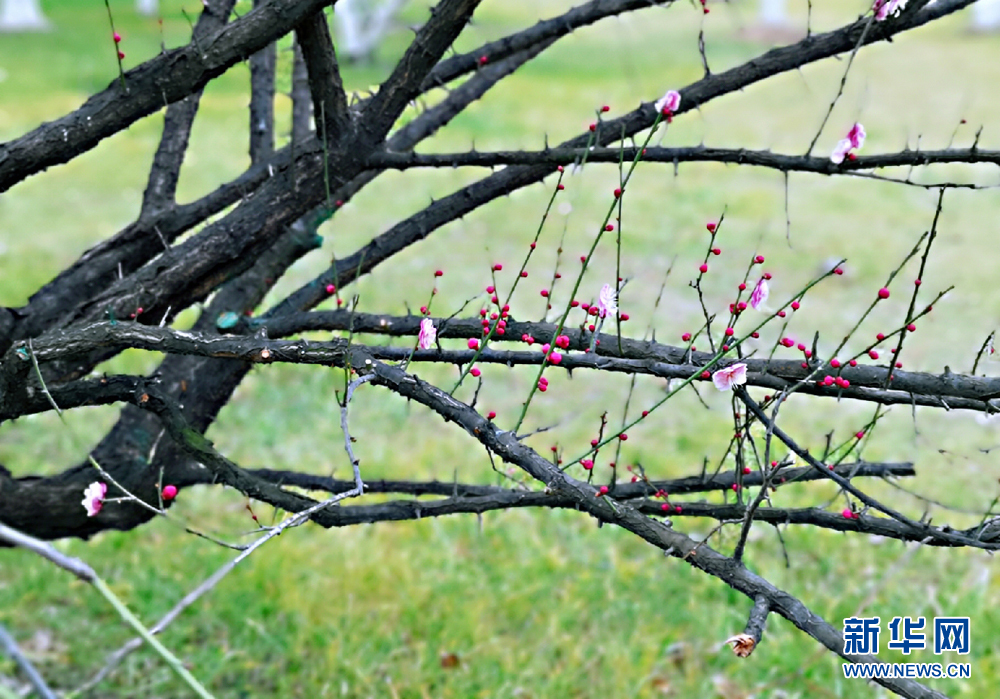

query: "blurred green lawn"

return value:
[2, 0, 1000, 697]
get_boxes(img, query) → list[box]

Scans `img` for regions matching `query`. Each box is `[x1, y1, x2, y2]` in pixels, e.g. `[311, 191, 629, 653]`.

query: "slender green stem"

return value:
[91, 577, 215, 699]
[514, 113, 667, 432]
[564, 268, 840, 468]
[103, 0, 127, 91]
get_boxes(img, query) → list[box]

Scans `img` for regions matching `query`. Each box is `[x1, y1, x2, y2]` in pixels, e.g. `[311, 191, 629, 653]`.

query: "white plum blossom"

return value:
[749, 278, 769, 311]
[82, 481, 107, 517]
[418, 318, 436, 350]
[655, 90, 681, 116]
[712, 363, 748, 391]
[830, 139, 852, 165]
[598, 284, 618, 318]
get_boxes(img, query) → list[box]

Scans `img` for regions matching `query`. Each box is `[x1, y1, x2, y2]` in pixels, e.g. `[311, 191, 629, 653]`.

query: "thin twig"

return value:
[0, 624, 57, 699]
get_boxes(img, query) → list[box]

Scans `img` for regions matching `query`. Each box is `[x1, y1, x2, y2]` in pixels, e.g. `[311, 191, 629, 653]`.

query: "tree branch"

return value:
[140, 0, 237, 217]
[341, 346, 946, 698]
[360, 0, 483, 144]
[295, 10, 351, 146]
[249, 0, 277, 166]
[366, 144, 1000, 179]
[0, 0, 341, 192]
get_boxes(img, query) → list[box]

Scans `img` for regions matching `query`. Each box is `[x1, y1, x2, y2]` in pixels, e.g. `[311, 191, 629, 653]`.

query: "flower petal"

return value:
[598, 283, 618, 318]
[82, 481, 107, 517]
[729, 363, 748, 387]
[418, 318, 436, 350]
[712, 368, 733, 391]
[830, 139, 851, 164]
[655, 89, 681, 114]
[749, 278, 769, 311]
[848, 122, 866, 150]
[713, 363, 748, 391]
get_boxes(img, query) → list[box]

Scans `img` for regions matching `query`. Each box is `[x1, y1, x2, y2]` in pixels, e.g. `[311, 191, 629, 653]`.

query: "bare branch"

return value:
[0, 624, 57, 699]
[295, 10, 351, 145]
[140, 0, 237, 216]
[0, 0, 341, 192]
[366, 144, 1000, 179]
[360, 0, 483, 143]
[249, 0, 277, 165]
[343, 347, 946, 698]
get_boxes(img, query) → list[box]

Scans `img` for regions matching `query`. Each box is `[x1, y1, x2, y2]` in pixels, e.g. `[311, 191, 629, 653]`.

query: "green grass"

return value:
[2, 1, 1000, 697]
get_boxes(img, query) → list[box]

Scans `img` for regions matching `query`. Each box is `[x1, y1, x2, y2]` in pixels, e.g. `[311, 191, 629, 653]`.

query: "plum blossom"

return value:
[712, 363, 748, 391]
[598, 284, 618, 318]
[82, 481, 107, 517]
[847, 122, 866, 149]
[749, 277, 769, 311]
[418, 318, 436, 350]
[654, 90, 681, 116]
[874, 0, 907, 21]
[830, 122, 866, 164]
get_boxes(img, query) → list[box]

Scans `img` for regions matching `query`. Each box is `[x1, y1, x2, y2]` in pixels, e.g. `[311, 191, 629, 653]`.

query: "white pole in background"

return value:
[973, 0, 1000, 30]
[0, 0, 51, 31]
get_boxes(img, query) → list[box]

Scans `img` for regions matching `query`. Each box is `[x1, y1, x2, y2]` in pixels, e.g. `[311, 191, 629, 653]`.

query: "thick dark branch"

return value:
[343, 347, 945, 698]
[0, 0, 341, 193]
[4, 44, 563, 539]
[229, 491, 975, 548]
[141, 91, 203, 214]
[367, 144, 1000, 176]
[10, 323, 346, 373]
[257, 311, 1000, 413]
[6, 151, 294, 350]
[52, 144, 366, 348]
[360, 0, 482, 144]
[291, 39, 313, 145]
[276, 0, 978, 318]
[1, 24, 552, 544]
[11, 317, 1000, 418]
[7, 0, 972, 353]
[645, 502, 988, 548]
[295, 10, 351, 144]
[247, 45, 549, 320]
[192, 460, 914, 497]
[249, 0, 277, 165]
[0, 225, 326, 540]
[421, 0, 675, 91]
[5, 43, 539, 350]
[140, 0, 237, 216]
[736, 387, 988, 549]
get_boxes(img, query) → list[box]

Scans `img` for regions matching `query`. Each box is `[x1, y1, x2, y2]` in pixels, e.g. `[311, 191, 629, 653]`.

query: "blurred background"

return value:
[1, 1, 999, 696]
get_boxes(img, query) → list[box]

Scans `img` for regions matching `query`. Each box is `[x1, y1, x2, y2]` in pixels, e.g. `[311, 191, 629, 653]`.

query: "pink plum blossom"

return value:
[82, 481, 107, 517]
[655, 90, 681, 115]
[874, 0, 907, 21]
[712, 363, 748, 391]
[847, 122, 866, 149]
[418, 318, 436, 350]
[598, 284, 618, 319]
[831, 123, 866, 163]
[749, 278, 769, 311]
